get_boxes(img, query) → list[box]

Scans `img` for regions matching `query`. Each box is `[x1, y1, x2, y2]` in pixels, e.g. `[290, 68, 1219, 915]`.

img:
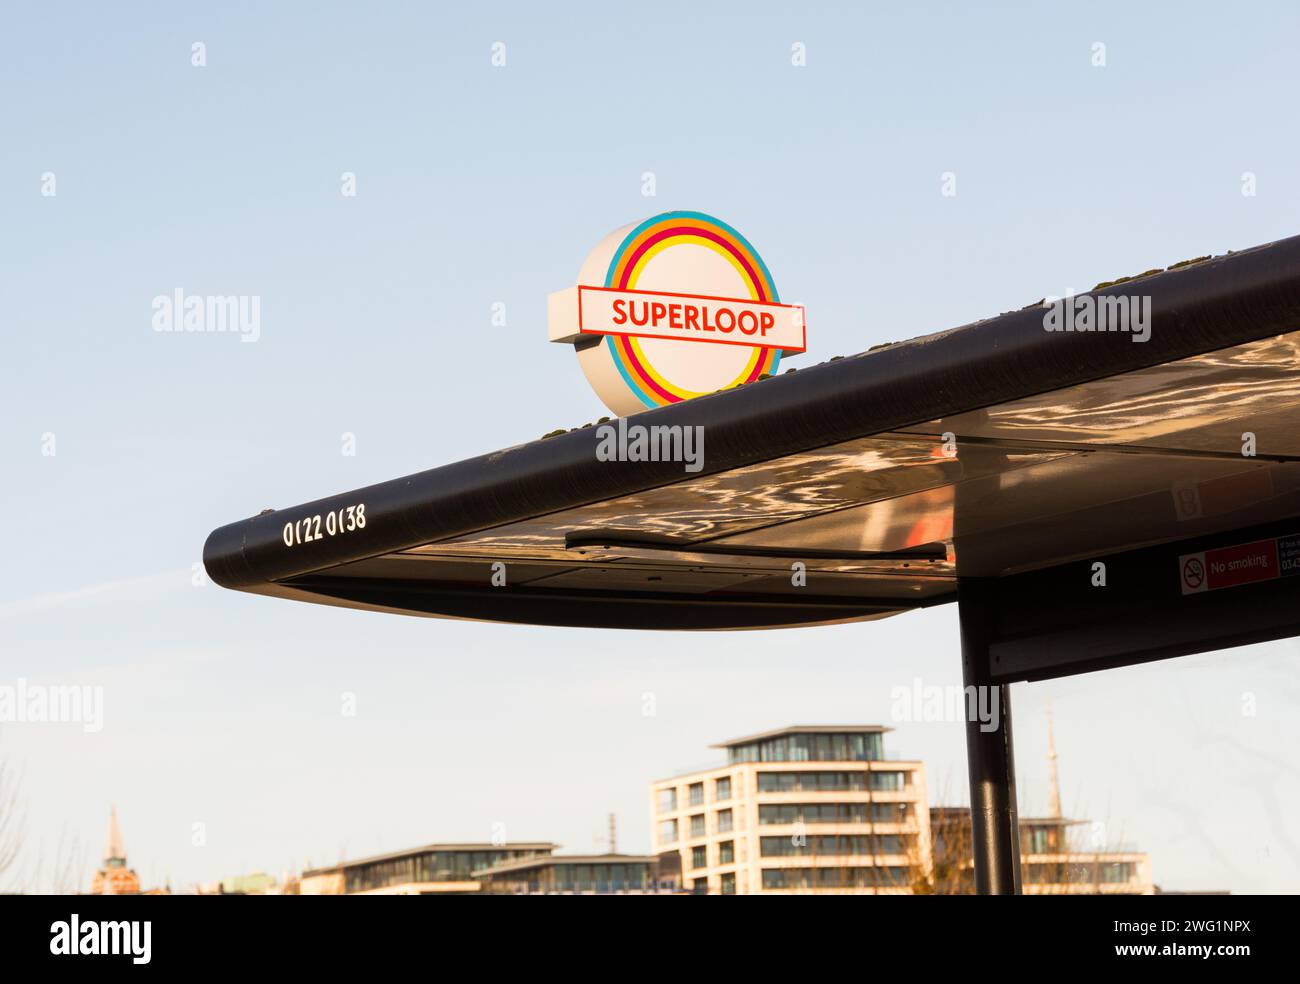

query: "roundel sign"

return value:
[548, 211, 806, 416]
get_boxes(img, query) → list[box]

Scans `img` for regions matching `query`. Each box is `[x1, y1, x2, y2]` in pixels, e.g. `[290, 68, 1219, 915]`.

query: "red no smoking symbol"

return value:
[1183, 556, 1205, 589]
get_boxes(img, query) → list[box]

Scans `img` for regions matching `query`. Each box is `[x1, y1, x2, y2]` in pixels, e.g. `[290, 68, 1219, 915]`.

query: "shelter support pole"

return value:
[958, 577, 1022, 895]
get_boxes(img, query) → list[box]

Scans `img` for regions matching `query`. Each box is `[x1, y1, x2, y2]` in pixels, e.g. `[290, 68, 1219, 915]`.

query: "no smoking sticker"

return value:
[1179, 537, 1293, 596]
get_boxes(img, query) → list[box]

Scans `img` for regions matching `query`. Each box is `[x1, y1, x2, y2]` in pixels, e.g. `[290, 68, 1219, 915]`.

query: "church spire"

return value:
[104, 805, 127, 866]
[90, 805, 143, 894]
[1046, 707, 1062, 819]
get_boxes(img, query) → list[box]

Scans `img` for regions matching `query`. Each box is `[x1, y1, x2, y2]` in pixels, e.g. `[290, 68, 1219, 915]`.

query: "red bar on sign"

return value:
[1204, 538, 1279, 590]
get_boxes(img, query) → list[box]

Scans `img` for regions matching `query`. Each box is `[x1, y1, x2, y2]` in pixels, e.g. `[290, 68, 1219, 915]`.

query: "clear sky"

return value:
[3, 1, 1299, 893]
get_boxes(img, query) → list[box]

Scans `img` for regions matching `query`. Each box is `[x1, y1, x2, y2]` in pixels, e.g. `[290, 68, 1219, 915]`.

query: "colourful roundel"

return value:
[600, 212, 782, 409]
[547, 211, 804, 417]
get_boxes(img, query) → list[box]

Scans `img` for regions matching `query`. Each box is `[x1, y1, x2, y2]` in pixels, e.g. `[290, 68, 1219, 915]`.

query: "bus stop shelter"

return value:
[206, 233, 1300, 893]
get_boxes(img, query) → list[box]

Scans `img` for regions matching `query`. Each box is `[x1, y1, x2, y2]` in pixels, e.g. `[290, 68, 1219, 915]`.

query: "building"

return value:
[649, 725, 930, 894]
[299, 842, 557, 895]
[196, 871, 295, 895]
[476, 854, 679, 894]
[927, 716, 1154, 895]
[928, 809, 1153, 895]
[89, 806, 142, 896]
[1021, 816, 1153, 895]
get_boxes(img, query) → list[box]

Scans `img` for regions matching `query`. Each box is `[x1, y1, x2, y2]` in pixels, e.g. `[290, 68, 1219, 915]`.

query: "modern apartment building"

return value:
[649, 725, 931, 894]
[299, 842, 557, 895]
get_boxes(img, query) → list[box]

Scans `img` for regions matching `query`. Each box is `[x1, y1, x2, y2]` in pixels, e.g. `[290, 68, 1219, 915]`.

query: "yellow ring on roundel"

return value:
[624, 235, 767, 400]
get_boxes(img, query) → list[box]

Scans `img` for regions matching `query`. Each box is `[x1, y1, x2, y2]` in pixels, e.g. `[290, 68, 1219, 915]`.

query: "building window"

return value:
[689, 814, 705, 838]
[657, 788, 676, 813]
[875, 802, 906, 822]
[754, 769, 904, 790]
[688, 782, 704, 806]
[757, 771, 873, 793]
[728, 732, 883, 764]
[755, 802, 908, 825]
[1022, 826, 1060, 854]
[761, 866, 910, 890]
[715, 776, 732, 800]
[657, 819, 677, 845]
[716, 808, 733, 833]
[869, 771, 904, 791]
[760, 803, 864, 825]
[1026, 864, 1065, 885]
[720, 872, 736, 895]
[718, 840, 734, 865]
[759, 834, 908, 857]
[1099, 862, 1135, 883]
[691, 846, 707, 869]
[876, 835, 904, 855]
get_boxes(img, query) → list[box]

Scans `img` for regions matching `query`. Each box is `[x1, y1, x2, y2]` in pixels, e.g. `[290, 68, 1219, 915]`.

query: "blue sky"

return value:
[2, 1, 1298, 892]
